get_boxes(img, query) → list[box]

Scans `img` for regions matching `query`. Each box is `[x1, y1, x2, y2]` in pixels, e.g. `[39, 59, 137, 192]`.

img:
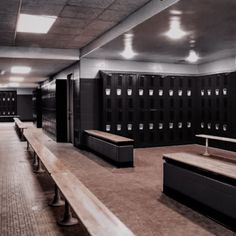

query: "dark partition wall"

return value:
[17, 95, 33, 121]
[101, 72, 197, 147]
[32, 88, 42, 128]
[41, 79, 67, 142]
[0, 91, 17, 121]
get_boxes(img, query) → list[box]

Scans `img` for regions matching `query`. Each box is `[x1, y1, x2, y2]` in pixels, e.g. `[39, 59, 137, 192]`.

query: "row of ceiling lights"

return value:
[121, 9, 200, 63]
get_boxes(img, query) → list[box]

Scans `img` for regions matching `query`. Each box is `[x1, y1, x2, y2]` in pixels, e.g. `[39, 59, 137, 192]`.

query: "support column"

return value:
[57, 200, 78, 226]
[49, 185, 65, 207]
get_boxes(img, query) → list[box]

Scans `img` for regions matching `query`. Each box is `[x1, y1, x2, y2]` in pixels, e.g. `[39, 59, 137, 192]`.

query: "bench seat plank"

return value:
[85, 130, 133, 144]
[163, 152, 236, 180]
[52, 171, 135, 236]
[196, 134, 236, 144]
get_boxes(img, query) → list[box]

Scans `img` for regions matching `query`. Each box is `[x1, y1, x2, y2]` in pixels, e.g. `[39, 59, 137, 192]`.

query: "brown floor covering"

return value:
[0, 122, 236, 236]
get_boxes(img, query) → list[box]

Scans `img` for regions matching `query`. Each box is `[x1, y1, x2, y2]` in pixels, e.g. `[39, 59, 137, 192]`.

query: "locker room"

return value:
[0, 0, 236, 235]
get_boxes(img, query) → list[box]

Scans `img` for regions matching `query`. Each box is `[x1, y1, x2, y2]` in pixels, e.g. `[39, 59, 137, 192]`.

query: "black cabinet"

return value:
[32, 88, 42, 128]
[101, 72, 197, 148]
[41, 80, 67, 142]
[0, 91, 17, 121]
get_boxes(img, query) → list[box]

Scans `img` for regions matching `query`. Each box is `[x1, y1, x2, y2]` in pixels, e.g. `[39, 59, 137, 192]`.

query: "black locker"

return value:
[0, 91, 17, 121]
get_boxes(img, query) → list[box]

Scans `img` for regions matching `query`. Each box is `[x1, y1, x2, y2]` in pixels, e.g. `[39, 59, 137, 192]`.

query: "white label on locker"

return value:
[207, 123, 211, 129]
[178, 122, 182, 128]
[169, 123, 174, 129]
[169, 90, 173, 96]
[105, 88, 111, 96]
[201, 122, 204, 128]
[159, 123, 163, 130]
[207, 89, 211, 96]
[127, 89, 132, 96]
[187, 122, 191, 128]
[139, 89, 144, 96]
[201, 90, 204, 96]
[223, 88, 227, 95]
[187, 90, 191, 96]
[215, 124, 219, 130]
[116, 89, 122, 96]
[149, 123, 154, 130]
[106, 125, 111, 131]
[7, 98, 10, 101]
[158, 90, 163, 96]
[178, 90, 182, 96]
[117, 124, 122, 131]
[149, 89, 154, 96]
[3, 112, 5, 115]
[12, 98, 15, 101]
[139, 123, 144, 130]
[215, 89, 220, 96]
[12, 112, 14, 115]
[223, 124, 227, 131]
[8, 112, 10, 114]
[127, 124, 132, 131]
[3, 98, 5, 101]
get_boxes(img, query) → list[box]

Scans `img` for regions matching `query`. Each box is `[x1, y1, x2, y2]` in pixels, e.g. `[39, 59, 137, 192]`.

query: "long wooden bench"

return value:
[196, 134, 236, 156]
[14, 117, 28, 140]
[23, 129, 135, 235]
[84, 130, 134, 167]
[163, 152, 236, 231]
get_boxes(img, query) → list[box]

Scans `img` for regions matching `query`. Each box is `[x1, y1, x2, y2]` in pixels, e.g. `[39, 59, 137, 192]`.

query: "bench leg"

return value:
[49, 185, 65, 207]
[203, 138, 210, 156]
[27, 141, 29, 150]
[34, 159, 45, 173]
[33, 152, 38, 167]
[58, 200, 78, 226]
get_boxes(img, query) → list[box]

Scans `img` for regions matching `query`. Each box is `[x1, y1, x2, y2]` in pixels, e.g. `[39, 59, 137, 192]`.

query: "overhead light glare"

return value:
[0, 70, 5, 75]
[185, 50, 200, 63]
[165, 19, 188, 40]
[170, 10, 182, 15]
[0, 84, 7, 88]
[11, 66, 31, 74]
[10, 76, 25, 82]
[17, 14, 57, 34]
[120, 33, 137, 59]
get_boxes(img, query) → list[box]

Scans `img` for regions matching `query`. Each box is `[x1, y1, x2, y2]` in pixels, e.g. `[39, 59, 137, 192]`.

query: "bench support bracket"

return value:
[58, 200, 78, 226]
[34, 160, 45, 173]
[49, 185, 65, 207]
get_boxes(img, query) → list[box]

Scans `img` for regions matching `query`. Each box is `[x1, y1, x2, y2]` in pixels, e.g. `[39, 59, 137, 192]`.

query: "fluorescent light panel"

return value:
[11, 66, 31, 74]
[17, 14, 57, 34]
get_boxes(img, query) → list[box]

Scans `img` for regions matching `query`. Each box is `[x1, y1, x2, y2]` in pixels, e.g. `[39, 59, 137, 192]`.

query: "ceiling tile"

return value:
[98, 9, 130, 22]
[60, 6, 103, 20]
[53, 17, 88, 29]
[109, 0, 150, 11]
[21, 4, 64, 15]
[67, 0, 115, 9]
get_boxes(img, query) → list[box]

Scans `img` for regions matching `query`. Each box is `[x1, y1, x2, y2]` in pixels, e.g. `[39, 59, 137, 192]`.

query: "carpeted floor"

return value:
[1, 122, 236, 236]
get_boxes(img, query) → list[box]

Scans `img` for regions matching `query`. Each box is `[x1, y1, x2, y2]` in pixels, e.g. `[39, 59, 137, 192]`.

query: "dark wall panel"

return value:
[17, 95, 33, 121]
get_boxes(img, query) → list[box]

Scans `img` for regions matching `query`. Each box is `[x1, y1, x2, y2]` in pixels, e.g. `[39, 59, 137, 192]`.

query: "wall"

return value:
[80, 58, 199, 79]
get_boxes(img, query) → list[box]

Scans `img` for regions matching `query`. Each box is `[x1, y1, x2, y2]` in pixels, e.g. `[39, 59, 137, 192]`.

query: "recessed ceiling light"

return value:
[11, 66, 31, 74]
[185, 50, 200, 63]
[10, 76, 25, 82]
[120, 48, 137, 59]
[17, 14, 57, 34]
[165, 18, 188, 40]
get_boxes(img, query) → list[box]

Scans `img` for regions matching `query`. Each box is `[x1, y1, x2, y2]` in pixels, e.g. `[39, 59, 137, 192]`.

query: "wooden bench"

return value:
[23, 130, 135, 235]
[196, 134, 236, 156]
[14, 118, 28, 140]
[84, 130, 134, 167]
[163, 152, 236, 230]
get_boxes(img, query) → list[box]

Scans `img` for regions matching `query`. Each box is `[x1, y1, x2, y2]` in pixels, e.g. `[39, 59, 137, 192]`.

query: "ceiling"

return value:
[87, 0, 236, 64]
[0, 0, 151, 87]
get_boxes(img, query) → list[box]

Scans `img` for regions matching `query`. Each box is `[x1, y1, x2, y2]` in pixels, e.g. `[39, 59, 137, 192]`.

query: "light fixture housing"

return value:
[185, 50, 200, 63]
[120, 47, 137, 59]
[11, 66, 31, 74]
[17, 14, 57, 34]
[120, 33, 137, 59]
